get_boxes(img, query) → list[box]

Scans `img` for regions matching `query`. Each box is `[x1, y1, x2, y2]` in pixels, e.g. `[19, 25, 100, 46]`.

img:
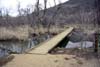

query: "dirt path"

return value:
[77, 56, 100, 67]
[3, 52, 100, 67]
[81, 54, 100, 67]
[51, 48, 100, 67]
[82, 58, 100, 67]
[3, 54, 77, 67]
[66, 49, 100, 67]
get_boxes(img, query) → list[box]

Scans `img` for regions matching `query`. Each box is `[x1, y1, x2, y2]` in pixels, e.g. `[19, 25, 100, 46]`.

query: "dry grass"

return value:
[0, 25, 65, 40]
[64, 24, 99, 34]
[0, 25, 29, 40]
[0, 24, 96, 41]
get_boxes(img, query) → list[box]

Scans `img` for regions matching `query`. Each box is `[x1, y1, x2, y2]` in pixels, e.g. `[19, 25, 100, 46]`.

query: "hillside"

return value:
[43, 0, 95, 25]
[0, 0, 96, 26]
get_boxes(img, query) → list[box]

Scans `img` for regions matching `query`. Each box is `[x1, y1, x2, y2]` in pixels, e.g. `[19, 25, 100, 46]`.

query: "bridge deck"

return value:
[29, 27, 73, 54]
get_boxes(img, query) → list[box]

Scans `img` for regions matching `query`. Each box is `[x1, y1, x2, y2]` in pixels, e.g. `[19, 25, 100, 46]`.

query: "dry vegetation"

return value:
[0, 25, 65, 40]
[0, 25, 29, 40]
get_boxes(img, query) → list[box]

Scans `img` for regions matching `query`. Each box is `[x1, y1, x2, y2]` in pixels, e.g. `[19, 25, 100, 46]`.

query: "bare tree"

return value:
[41, 0, 47, 27]
[17, 2, 22, 16]
[22, 7, 31, 23]
[33, 0, 41, 30]
[4, 9, 11, 26]
[0, 8, 3, 24]
[17, 2, 26, 25]
[47, 0, 62, 33]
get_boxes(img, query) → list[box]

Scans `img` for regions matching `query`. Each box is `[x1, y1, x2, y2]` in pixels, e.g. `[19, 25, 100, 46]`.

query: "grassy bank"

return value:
[0, 25, 65, 41]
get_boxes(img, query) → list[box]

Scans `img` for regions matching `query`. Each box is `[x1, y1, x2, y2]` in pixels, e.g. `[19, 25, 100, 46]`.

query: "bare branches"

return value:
[34, 0, 40, 16]
[47, 0, 62, 32]
[4, 9, 10, 25]
[41, 0, 47, 27]
[17, 2, 22, 16]
[0, 8, 3, 19]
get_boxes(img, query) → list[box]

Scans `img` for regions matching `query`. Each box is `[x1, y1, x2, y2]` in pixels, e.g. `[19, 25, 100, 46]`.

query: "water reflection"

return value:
[0, 49, 9, 58]
[66, 41, 93, 48]
[0, 34, 53, 58]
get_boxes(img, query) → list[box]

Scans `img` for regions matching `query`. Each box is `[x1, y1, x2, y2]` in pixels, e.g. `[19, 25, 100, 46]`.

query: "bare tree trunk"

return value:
[94, 33, 99, 52]
[94, 0, 100, 52]
[47, 0, 62, 33]
[42, 0, 47, 27]
[34, 0, 40, 32]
